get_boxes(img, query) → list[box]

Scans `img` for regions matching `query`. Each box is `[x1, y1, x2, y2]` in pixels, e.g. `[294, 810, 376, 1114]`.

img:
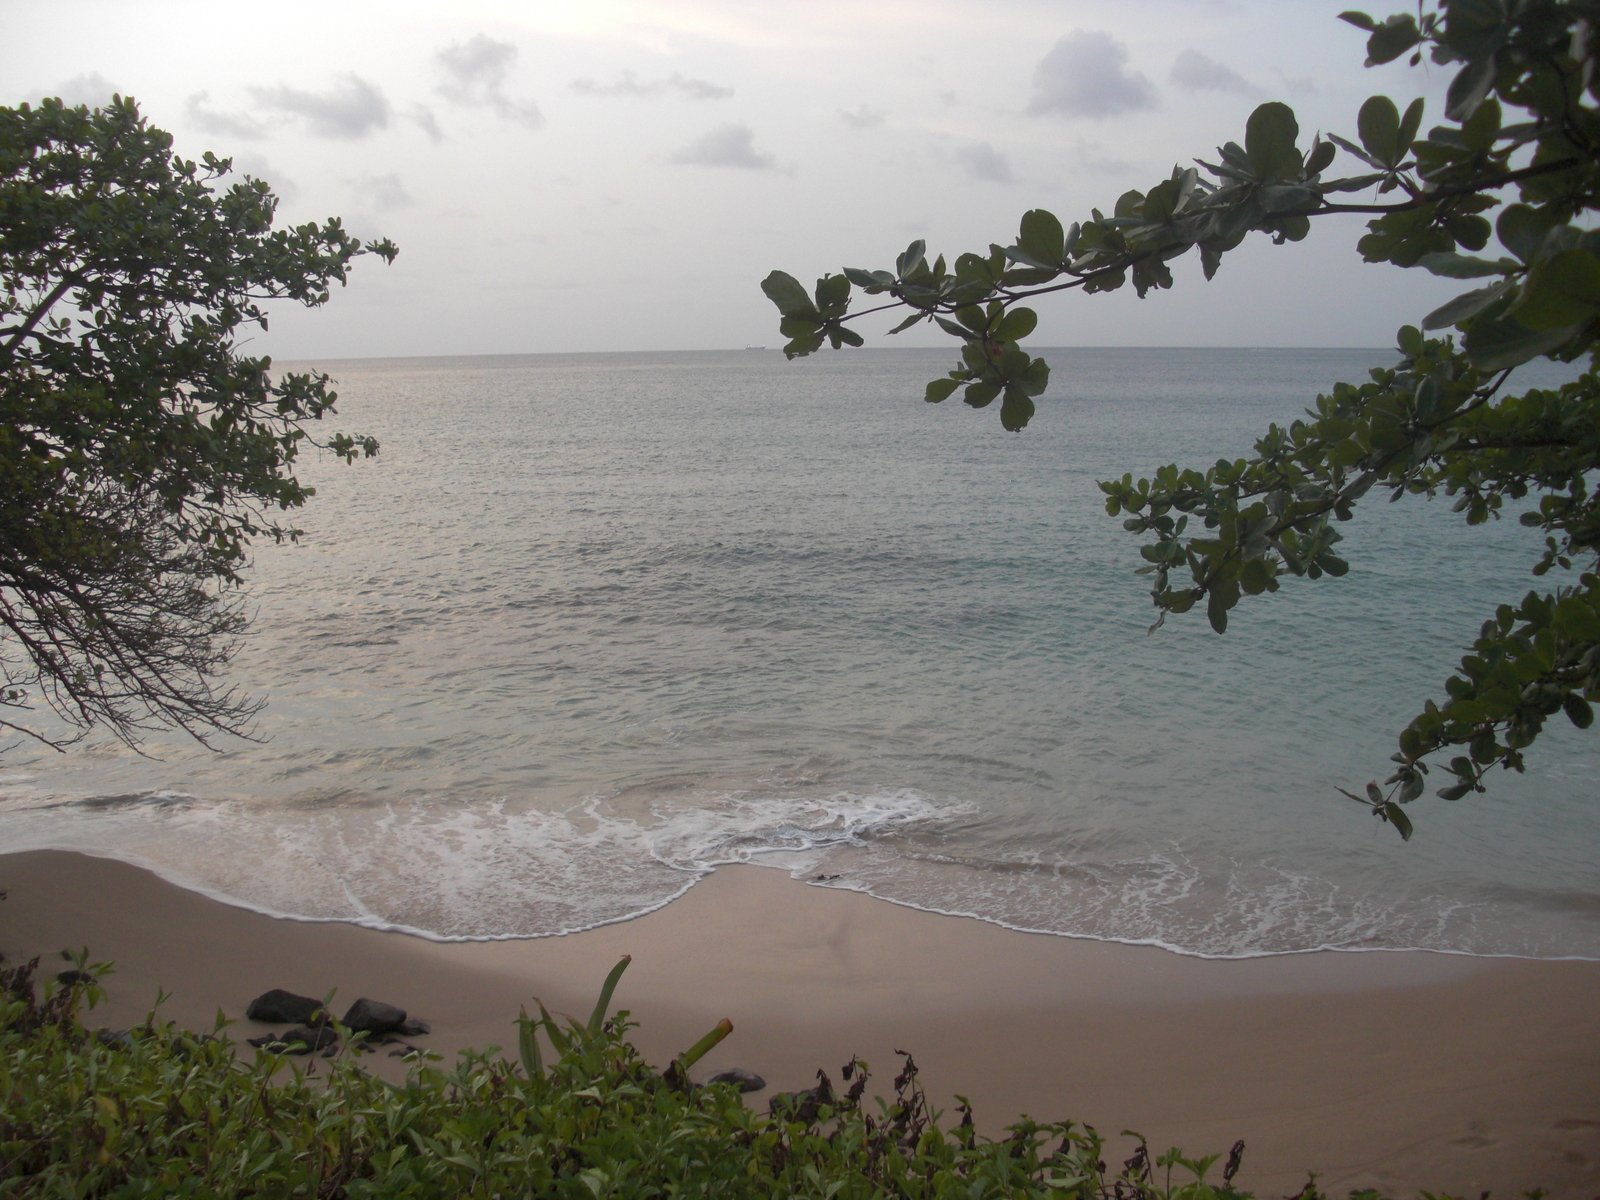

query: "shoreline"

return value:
[15, 838, 1593, 966]
[3, 848, 1597, 1197]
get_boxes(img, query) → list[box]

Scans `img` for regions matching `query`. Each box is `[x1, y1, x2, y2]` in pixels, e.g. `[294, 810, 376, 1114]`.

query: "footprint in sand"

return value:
[1450, 1121, 1495, 1149]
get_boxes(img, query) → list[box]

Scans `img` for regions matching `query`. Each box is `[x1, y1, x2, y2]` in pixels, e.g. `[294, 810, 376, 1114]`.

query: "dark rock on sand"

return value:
[342, 997, 407, 1035]
[246, 988, 326, 1025]
[708, 1068, 767, 1093]
[248, 1023, 339, 1055]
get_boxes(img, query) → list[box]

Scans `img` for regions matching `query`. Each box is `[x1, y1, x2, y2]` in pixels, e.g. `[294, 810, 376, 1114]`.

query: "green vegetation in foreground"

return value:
[0, 954, 1534, 1199]
[764, 0, 1600, 838]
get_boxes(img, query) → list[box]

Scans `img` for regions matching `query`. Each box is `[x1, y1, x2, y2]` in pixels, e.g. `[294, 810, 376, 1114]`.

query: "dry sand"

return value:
[2, 849, 1596, 1197]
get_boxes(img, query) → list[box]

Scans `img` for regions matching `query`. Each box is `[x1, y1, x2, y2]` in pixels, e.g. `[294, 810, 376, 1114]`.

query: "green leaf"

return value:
[516, 1011, 543, 1077]
[587, 955, 631, 1035]
[1143, 178, 1181, 221]
[1421, 280, 1512, 330]
[1018, 356, 1051, 396]
[761, 271, 818, 318]
[1014, 209, 1065, 268]
[675, 1018, 734, 1071]
[1164, 588, 1200, 614]
[1397, 96, 1424, 153]
[1239, 557, 1273, 595]
[953, 252, 994, 285]
[955, 305, 986, 332]
[843, 267, 894, 291]
[896, 240, 927, 278]
[778, 315, 820, 340]
[780, 329, 825, 359]
[1380, 802, 1414, 841]
[1356, 95, 1400, 166]
[1325, 132, 1383, 170]
[1082, 267, 1126, 294]
[815, 273, 850, 313]
[1268, 213, 1311, 243]
[1002, 265, 1061, 286]
[1511, 248, 1600, 331]
[1496, 205, 1552, 265]
[924, 377, 960, 404]
[1206, 587, 1229, 634]
[1338, 10, 1377, 31]
[1364, 14, 1421, 66]
[1564, 695, 1594, 729]
[999, 387, 1035, 431]
[535, 1003, 570, 1055]
[1459, 96, 1500, 152]
[1304, 137, 1337, 176]
[1462, 315, 1576, 371]
[1245, 102, 1300, 180]
[1322, 168, 1390, 192]
[1445, 53, 1497, 122]
[1414, 252, 1518, 279]
[963, 381, 999, 409]
[995, 307, 1037, 341]
[1260, 184, 1319, 213]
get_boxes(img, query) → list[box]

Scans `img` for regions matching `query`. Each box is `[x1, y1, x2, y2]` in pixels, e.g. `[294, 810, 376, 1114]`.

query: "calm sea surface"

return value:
[3, 348, 1596, 958]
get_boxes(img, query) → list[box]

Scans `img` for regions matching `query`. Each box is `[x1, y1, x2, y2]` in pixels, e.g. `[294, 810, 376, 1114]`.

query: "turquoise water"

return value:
[2, 347, 1595, 957]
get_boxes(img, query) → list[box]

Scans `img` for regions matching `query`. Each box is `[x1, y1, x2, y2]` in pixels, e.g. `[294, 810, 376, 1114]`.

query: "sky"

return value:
[3, 0, 1467, 359]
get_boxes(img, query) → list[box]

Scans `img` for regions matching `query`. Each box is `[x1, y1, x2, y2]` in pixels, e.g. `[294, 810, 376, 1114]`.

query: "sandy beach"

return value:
[2, 848, 1596, 1197]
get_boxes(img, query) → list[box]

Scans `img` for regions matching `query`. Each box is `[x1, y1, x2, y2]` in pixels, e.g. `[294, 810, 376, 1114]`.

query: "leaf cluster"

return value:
[763, 0, 1600, 835]
[0, 96, 396, 751]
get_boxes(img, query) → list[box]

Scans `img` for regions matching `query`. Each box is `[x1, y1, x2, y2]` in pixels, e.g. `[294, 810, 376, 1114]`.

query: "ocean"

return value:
[2, 347, 1595, 959]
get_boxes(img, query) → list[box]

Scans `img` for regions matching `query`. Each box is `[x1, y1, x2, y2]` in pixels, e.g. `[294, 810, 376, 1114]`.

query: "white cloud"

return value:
[0, 0, 1465, 356]
[436, 34, 515, 101]
[1170, 50, 1254, 95]
[186, 91, 269, 140]
[251, 75, 391, 139]
[1028, 31, 1155, 118]
[570, 70, 732, 100]
[435, 35, 544, 128]
[1274, 70, 1319, 95]
[838, 104, 885, 129]
[668, 123, 774, 169]
[957, 141, 1013, 183]
[409, 105, 445, 144]
[48, 73, 122, 109]
[350, 172, 413, 210]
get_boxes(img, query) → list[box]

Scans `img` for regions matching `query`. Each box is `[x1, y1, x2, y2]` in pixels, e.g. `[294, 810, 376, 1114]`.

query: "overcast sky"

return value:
[5, 1, 1464, 359]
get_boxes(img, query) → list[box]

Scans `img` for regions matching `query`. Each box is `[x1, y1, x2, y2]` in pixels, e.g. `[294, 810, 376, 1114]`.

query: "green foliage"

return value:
[0, 954, 1361, 1200]
[516, 954, 734, 1091]
[0, 96, 395, 751]
[763, 0, 1600, 835]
